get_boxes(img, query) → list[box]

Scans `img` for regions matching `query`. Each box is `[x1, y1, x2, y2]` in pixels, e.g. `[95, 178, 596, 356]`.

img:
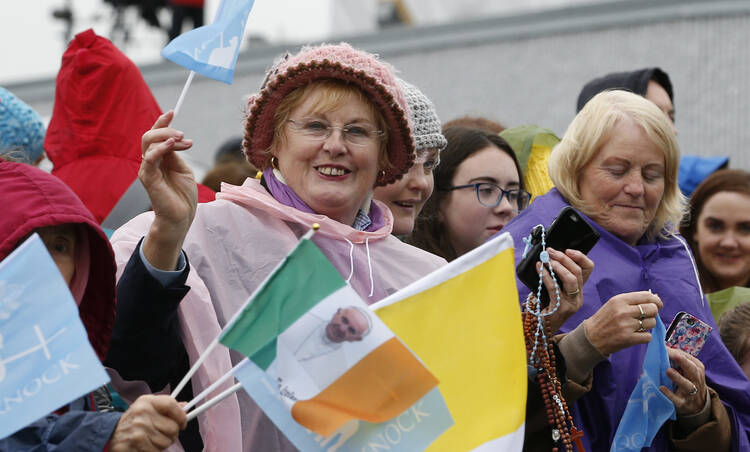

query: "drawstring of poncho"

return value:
[365, 237, 374, 297]
[343, 237, 376, 298]
[344, 238, 355, 282]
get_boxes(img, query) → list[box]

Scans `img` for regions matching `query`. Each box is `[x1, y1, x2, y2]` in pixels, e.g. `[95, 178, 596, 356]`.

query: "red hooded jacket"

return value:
[0, 160, 115, 361]
[44, 29, 214, 224]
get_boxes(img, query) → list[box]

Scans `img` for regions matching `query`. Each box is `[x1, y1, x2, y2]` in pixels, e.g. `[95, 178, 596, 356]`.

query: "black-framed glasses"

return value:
[446, 183, 531, 211]
[287, 117, 385, 147]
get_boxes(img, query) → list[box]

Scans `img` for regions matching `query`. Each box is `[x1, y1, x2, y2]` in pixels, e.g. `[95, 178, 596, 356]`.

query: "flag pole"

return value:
[185, 382, 243, 421]
[171, 223, 320, 399]
[173, 70, 195, 119]
[303, 222, 320, 239]
[183, 358, 248, 411]
[170, 335, 219, 398]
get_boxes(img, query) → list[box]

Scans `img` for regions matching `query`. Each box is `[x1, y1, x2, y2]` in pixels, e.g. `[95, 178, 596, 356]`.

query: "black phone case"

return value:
[516, 206, 600, 307]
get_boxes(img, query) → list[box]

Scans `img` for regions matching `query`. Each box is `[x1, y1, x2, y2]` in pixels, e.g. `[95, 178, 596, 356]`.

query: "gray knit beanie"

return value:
[398, 79, 447, 153]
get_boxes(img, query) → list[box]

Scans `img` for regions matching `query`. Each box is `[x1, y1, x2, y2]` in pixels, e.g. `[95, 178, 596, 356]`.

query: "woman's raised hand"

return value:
[140, 110, 197, 270]
[583, 291, 664, 356]
[538, 248, 594, 333]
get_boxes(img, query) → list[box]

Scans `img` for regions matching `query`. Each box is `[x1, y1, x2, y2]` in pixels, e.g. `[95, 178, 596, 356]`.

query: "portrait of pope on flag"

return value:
[293, 306, 373, 362]
[272, 302, 382, 403]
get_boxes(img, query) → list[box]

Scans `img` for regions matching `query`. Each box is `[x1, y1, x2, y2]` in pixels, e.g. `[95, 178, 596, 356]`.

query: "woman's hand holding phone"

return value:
[660, 347, 708, 417]
[517, 207, 600, 307]
[537, 247, 594, 334]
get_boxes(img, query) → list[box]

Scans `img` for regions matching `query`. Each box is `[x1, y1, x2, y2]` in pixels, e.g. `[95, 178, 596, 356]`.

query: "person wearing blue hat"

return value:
[0, 87, 46, 165]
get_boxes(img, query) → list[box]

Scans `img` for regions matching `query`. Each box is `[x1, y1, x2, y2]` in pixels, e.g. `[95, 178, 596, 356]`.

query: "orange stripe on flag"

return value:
[291, 337, 438, 437]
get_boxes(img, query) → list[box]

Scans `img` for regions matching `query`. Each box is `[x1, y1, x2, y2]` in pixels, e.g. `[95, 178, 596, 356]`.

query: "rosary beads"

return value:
[521, 225, 584, 452]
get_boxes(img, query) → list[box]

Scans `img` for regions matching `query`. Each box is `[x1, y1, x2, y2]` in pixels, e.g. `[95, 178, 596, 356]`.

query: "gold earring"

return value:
[271, 156, 279, 169]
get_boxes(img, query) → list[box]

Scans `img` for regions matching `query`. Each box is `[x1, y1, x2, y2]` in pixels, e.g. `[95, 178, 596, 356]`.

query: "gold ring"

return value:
[567, 288, 580, 296]
[637, 319, 645, 332]
[637, 304, 645, 320]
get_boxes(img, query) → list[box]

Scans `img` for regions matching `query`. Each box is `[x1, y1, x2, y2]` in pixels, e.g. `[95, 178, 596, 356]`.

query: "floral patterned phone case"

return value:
[665, 311, 713, 356]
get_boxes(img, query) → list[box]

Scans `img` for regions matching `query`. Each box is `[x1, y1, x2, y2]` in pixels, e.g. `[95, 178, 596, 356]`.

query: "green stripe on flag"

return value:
[252, 339, 277, 370]
[219, 238, 345, 361]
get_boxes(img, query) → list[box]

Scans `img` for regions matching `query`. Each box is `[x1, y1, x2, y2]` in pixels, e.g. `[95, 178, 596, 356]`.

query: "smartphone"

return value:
[665, 311, 712, 356]
[516, 206, 600, 307]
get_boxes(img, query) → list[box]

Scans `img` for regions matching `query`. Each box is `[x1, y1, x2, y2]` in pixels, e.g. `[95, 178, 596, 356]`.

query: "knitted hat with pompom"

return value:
[243, 43, 414, 186]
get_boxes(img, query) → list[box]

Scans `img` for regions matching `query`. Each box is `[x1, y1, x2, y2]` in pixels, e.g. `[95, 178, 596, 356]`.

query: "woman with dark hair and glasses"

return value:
[409, 126, 530, 261]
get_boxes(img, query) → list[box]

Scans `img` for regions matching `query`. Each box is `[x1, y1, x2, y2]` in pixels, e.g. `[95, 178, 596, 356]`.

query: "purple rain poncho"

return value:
[500, 189, 750, 451]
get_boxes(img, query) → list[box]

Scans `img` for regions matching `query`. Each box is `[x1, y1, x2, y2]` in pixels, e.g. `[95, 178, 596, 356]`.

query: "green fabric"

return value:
[219, 238, 345, 365]
[499, 124, 560, 171]
[707, 286, 750, 324]
[252, 339, 278, 371]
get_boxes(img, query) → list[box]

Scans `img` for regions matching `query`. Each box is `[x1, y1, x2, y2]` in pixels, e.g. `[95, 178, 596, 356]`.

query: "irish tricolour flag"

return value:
[219, 235, 438, 437]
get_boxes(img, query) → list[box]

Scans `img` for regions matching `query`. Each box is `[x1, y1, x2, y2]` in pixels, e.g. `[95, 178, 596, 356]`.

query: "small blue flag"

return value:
[162, 0, 256, 84]
[611, 316, 677, 451]
[0, 234, 109, 440]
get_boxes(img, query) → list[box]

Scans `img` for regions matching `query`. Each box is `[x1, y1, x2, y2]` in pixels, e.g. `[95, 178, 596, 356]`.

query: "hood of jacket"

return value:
[0, 159, 116, 361]
[576, 67, 673, 112]
[678, 154, 730, 197]
[43, 29, 162, 223]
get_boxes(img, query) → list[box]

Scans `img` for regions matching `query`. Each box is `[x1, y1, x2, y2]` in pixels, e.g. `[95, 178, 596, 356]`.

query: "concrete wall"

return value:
[12, 0, 750, 178]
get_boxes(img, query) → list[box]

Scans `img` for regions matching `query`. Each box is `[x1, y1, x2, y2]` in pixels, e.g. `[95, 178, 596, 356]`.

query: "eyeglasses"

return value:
[446, 183, 531, 211]
[287, 117, 385, 147]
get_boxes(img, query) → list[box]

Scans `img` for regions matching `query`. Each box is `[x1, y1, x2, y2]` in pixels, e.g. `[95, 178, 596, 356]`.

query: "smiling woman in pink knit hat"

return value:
[107, 43, 446, 451]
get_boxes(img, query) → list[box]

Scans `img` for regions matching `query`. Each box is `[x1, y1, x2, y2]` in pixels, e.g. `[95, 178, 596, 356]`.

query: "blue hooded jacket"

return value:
[0, 160, 121, 451]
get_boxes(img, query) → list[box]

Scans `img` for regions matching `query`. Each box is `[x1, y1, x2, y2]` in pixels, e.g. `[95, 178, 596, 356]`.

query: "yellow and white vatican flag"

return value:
[372, 232, 526, 451]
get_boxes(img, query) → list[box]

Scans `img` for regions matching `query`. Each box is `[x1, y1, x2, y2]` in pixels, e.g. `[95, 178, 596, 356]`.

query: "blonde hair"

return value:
[265, 79, 389, 171]
[548, 90, 686, 241]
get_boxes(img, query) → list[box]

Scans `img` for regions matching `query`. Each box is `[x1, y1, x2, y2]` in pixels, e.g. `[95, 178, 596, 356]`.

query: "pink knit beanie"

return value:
[243, 43, 414, 186]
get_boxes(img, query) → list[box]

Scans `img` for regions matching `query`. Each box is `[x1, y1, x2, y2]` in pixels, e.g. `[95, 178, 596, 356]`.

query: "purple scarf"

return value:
[262, 168, 386, 231]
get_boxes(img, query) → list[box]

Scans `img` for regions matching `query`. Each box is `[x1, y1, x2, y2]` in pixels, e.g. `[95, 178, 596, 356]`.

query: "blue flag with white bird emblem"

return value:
[162, 0, 255, 84]
[611, 316, 676, 451]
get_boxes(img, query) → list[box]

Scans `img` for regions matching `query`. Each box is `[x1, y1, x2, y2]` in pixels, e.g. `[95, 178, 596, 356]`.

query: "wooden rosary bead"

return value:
[523, 301, 585, 452]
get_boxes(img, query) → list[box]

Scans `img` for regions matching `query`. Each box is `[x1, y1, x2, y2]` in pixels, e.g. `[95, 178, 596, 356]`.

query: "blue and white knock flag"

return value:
[0, 234, 109, 440]
[162, 0, 256, 84]
[611, 316, 676, 451]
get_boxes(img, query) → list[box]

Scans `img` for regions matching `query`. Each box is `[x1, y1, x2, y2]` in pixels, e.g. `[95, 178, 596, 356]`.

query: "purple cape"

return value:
[500, 189, 750, 451]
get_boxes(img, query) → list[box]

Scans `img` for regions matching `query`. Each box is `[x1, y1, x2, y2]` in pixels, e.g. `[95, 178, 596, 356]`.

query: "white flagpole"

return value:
[170, 223, 320, 399]
[183, 358, 248, 411]
[170, 336, 219, 398]
[173, 70, 195, 119]
[185, 382, 243, 421]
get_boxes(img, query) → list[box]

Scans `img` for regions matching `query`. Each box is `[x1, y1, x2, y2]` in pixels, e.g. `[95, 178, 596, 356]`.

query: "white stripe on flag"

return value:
[470, 423, 525, 451]
[273, 284, 392, 399]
